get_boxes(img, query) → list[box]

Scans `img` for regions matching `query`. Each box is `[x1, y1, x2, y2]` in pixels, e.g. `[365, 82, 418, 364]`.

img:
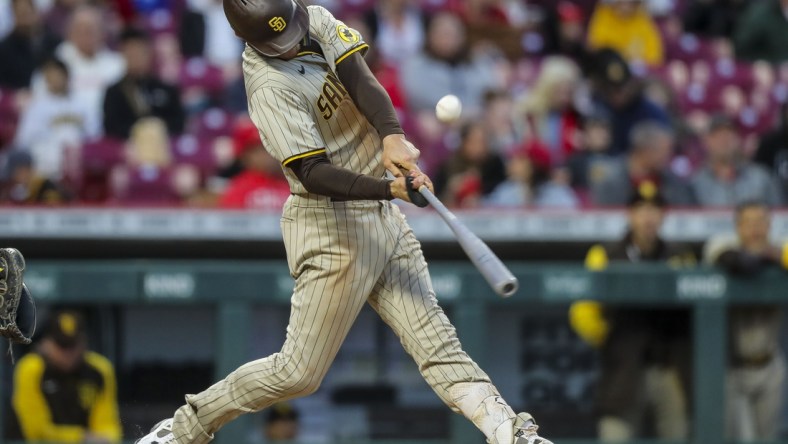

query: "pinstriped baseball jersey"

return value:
[152, 4, 530, 444]
[243, 5, 383, 197]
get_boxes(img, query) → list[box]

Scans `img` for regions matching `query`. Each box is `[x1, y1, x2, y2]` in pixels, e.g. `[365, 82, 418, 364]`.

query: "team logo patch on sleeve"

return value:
[269, 16, 287, 32]
[337, 24, 359, 43]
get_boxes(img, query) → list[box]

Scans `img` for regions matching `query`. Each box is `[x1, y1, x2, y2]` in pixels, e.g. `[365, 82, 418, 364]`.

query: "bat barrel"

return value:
[498, 278, 519, 298]
[418, 186, 519, 298]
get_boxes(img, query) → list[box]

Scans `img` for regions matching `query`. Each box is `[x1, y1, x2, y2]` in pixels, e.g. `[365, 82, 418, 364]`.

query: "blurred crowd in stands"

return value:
[0, 0, 786, 208]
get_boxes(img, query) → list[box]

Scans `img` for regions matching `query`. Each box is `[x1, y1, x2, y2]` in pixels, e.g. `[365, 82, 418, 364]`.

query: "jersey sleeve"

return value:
[249, 87, 326, 167]
[307, 5, 369, 71]
[85, 352, 122, 443]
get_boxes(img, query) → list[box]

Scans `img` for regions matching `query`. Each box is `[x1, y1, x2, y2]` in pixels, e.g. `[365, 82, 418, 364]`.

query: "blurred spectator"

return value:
[570, 187, 694, 441]
[400, 11, 499, 116]
[219, 120, 290, 210]
[733, 0, 788, 64]
[452, 0, 523, 26]
[691, 114, 783, 207]
[703, 201, 786, 441]
[452, 0, 530, 58]
[587, 0, 664, 66]
[0, 0, 12, 38]
[103, 28, 184, 139]
[541, 1, 588, 61]
[567, 114, 614, 190]
[14, 57, 99, 179]
[256, 403, 299, 443]
[754, 102, 788, 199]
[111, 117, 201, 204]
[0, 150, 68, 204]
[178, 0, 243, 74]
[682, 0, 747, 39]
[9, 310, 121, 443]
[362, 0, 425, 66]
[484, 144, 578, 208]
[519, 56, 583, 165]
[0, 0, 60, 89]
[642, 77, 682, 127]
[44, 0, 86, 39]
[591, 121, 695, 206]
[481, 89, 522, 154]
[433, 122, 506, 208]
[587, 48, 671, 154]
[124, 116, 171, 168]
[53, 5, 125, 126]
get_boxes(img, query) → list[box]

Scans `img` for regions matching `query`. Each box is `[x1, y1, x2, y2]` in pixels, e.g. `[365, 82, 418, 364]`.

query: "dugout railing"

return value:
[6, 261, 788, 444]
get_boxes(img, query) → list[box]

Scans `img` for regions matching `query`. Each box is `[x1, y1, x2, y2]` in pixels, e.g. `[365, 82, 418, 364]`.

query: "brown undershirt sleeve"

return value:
[335, 52, 403, 139]
[289, 153, 393, 201]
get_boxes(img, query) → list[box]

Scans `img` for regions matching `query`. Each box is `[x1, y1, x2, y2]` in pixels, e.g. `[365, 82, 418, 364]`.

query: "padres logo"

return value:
[337, 24, 359, 43]
[269, 16, 287, 32]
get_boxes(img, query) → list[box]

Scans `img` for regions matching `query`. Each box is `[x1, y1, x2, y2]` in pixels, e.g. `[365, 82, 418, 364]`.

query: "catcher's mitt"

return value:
[0, 248, 36, 348]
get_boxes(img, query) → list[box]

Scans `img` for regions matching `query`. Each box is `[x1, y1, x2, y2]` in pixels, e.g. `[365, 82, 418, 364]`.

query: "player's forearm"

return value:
[336, 52, 403, 139]
[291, 154, 393, 201]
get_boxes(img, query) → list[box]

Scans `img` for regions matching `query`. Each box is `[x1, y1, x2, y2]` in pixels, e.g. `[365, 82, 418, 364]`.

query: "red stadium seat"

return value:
[187, 108, 234, 140]
[179, 58, 225, 95]
[0, 88, 19, 150]
[172, 134, 217, 175]
[111, 165, 179, 204]
[79, 137, 127, 203]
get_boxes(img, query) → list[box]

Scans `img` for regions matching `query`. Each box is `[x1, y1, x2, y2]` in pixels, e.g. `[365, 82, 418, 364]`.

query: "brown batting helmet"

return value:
[223, 0, 309, 57]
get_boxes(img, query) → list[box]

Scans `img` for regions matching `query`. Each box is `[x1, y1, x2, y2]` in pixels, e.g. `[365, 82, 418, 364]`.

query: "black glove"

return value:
[406, 176, 429, 208]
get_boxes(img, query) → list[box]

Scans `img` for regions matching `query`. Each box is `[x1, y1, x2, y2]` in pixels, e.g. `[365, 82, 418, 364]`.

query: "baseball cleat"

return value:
[135, 418, 175, 444]
[513, 413, 553, 444]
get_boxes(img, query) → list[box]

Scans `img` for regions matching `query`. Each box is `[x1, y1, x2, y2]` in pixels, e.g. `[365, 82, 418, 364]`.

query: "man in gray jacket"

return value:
[691, 115, 783, 207]
[591, 121, 695, 207]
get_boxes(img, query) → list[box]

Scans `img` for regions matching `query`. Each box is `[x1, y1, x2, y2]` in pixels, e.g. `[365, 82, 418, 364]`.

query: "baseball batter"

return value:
[136, 2, 552, 444]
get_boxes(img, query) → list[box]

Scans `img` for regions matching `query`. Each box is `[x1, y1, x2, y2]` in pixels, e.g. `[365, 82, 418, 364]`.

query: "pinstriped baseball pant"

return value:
[171, 197, 492, 444]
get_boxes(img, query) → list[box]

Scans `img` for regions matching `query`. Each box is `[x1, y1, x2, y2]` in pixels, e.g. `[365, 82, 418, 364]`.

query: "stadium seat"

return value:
[172, 134, 217, 175]
[0, 88, 19, 150]
[112, 165, 179, 204]
[188, 107, 234, 140]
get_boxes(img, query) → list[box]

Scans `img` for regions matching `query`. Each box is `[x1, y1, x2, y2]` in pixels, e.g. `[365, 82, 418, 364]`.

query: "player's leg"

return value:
[752, 352, 786, 439]
[595, 326, 649, 441]
[725, 368, 755, 440]
[137, 205, 387, 444]
[367, 204, 551, 444]
[644, 366, 688, 440]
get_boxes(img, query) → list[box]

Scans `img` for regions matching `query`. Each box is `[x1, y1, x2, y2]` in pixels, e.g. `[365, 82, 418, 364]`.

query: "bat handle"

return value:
[417, 185, 444, 211]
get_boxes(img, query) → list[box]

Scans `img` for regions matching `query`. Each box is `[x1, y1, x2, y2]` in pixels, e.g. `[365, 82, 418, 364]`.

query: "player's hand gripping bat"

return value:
[416, 185, 519, 297]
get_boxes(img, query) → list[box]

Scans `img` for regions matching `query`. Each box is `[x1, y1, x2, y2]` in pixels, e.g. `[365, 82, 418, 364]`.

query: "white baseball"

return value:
[435, 94, 462, 123]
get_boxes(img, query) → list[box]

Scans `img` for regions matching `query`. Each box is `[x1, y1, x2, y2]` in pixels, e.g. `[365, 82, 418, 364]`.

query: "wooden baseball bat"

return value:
[418, 186, 518, 297]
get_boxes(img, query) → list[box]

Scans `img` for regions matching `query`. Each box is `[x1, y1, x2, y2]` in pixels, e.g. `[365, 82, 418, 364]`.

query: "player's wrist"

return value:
[385, 179, 394, 200]
[382, 133, 406, 143]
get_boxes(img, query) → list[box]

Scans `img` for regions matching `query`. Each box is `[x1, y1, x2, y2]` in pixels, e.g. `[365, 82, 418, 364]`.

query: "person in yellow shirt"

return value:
[9, 310, 122, 443]
[570, 185, 694, 441]
[587, 0, 664, 66]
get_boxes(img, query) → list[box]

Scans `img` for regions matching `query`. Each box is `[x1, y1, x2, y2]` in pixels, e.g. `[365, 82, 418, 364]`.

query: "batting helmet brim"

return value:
[253, 0, 309, 57]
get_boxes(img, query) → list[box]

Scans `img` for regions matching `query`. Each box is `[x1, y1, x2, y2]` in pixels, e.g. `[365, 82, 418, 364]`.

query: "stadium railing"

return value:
[12, 261, 788, 444]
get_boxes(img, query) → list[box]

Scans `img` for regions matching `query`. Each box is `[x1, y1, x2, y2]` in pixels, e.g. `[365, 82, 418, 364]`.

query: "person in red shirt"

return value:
[219, 120, 291, 210]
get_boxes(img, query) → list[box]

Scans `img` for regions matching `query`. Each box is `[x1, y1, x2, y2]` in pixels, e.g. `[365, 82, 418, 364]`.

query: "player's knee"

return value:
[287, 364, 324, 396]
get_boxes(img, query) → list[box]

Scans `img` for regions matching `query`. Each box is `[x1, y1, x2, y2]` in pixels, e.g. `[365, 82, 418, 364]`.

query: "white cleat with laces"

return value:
[513, 413, 553, 444]
[135, 418, 176, 444]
